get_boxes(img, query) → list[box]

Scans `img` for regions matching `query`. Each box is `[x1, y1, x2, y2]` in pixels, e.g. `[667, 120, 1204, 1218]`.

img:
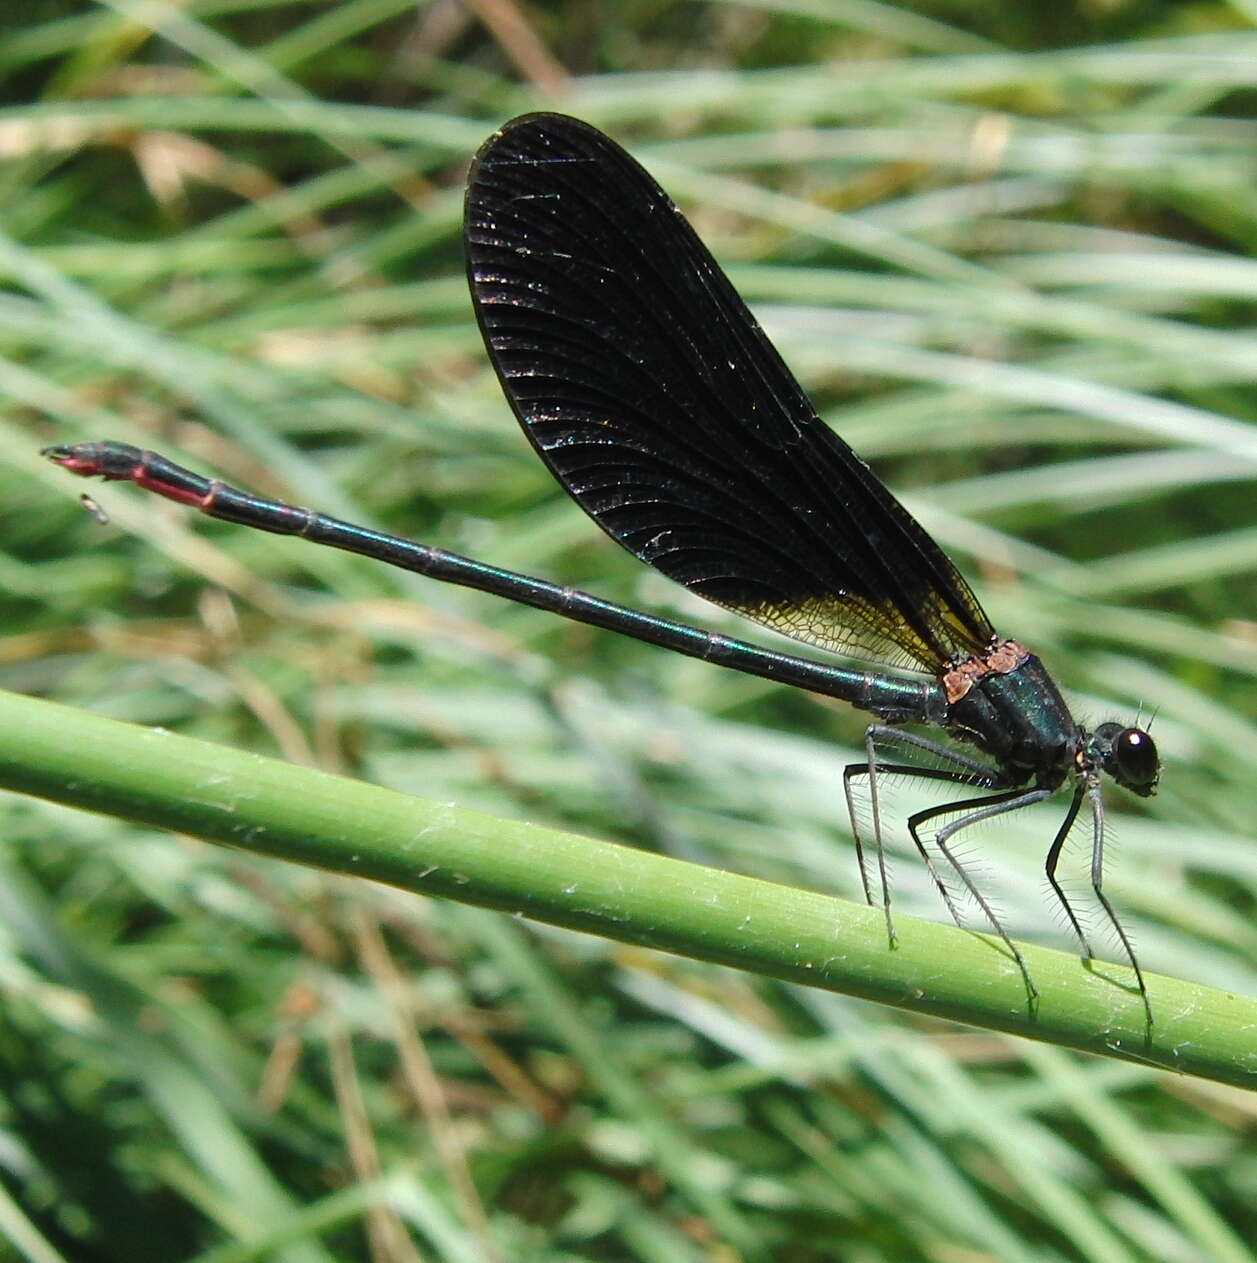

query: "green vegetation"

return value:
[1, 2, 1254, 1259]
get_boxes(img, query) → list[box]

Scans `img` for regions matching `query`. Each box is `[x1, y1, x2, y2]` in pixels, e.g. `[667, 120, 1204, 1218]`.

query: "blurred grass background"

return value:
[2, 1, 1256, 1259]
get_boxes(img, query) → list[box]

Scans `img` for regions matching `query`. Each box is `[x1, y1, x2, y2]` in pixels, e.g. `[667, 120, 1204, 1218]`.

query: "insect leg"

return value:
[1085, 777, 1150, 1019]
[1043, 781, 1092, 958]
[912, 786, 1057, 1004]
[843, 727, 1009, 949]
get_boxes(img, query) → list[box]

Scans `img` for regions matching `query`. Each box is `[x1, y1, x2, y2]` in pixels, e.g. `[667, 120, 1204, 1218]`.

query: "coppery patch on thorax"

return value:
[942, 638, 1030, 704]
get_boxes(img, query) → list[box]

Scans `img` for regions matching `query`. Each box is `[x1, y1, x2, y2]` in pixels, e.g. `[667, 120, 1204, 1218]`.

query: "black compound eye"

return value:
[1115, 727, 1158, 791]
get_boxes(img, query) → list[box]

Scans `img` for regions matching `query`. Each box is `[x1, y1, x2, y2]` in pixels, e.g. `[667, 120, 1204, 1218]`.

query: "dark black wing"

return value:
[464, 113, 994, 671]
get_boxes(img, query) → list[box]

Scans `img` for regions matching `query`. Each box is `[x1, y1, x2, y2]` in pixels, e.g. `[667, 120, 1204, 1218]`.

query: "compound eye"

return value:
[1115, 728, 1158, 791]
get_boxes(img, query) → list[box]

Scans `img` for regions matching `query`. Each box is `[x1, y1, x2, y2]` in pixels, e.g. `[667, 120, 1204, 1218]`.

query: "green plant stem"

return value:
[1, 687, 1252, 1090]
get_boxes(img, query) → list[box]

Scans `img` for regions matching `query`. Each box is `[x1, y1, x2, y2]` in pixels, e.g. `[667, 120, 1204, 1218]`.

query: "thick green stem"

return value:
[1, 687, 1252, 1090]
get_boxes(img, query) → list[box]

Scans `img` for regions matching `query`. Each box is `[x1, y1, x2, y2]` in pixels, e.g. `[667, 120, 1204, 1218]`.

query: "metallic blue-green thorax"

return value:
[946, 650, 1079, 786]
